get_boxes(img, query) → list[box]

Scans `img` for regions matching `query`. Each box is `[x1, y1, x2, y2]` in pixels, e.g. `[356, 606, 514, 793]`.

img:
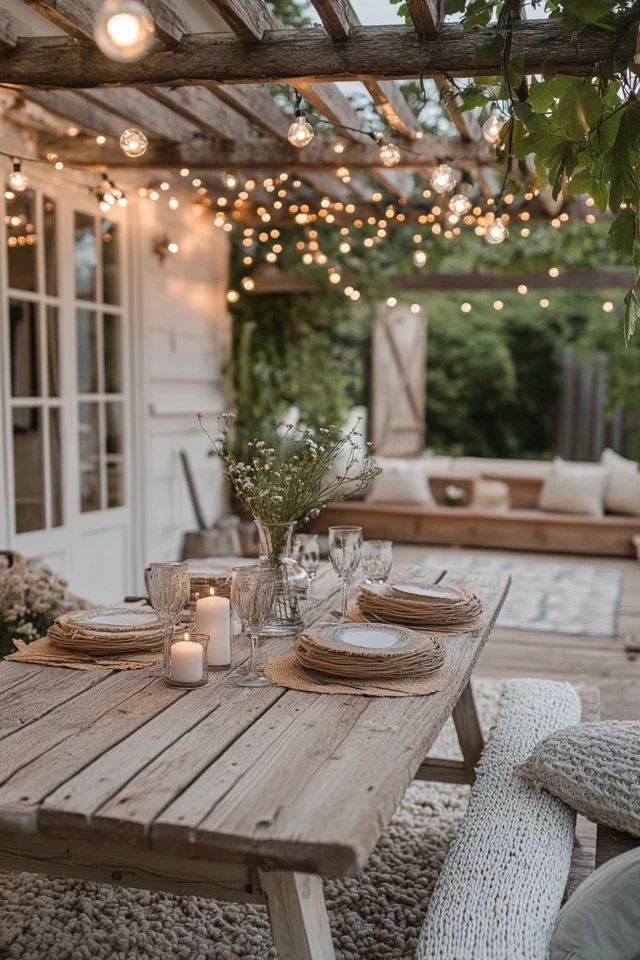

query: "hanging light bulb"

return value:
[375, 134, 401, 168]
[94, 0, 155, 61]
[119, 127, 148, 157]
[7, 160, 28, 193]
[485, 213, 509, 245]
[449, 192, 471, 216]
[482, 103, 507, 146]
[413, 249, 427, 267]
[287, 112, 314, 148]
[430, 163, 457, 194]
[223, 172, 238, 190]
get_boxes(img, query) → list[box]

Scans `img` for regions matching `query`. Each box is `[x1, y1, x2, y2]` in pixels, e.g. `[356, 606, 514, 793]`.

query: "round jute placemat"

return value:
[263, 652, 452, 697]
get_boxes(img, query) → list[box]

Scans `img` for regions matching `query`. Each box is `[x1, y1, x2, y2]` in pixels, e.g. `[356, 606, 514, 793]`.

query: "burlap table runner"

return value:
[6, 636, 161, 671]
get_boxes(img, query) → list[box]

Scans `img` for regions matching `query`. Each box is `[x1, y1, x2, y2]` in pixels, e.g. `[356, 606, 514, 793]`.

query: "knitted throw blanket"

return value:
[417, 678, 582, 960]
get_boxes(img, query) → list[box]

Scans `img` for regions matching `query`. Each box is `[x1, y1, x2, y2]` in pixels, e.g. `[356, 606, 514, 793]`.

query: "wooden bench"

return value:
[314, 500, 640, 557]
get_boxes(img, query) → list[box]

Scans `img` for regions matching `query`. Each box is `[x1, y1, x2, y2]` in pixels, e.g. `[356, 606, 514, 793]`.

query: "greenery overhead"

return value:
[391, 0, 640, 339]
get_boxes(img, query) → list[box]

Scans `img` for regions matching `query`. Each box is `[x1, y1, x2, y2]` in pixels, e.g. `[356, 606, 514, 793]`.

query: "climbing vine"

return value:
[392, 0, 640, 338]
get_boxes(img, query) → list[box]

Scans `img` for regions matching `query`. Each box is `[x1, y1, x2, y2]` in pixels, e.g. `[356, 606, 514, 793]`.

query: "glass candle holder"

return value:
[164, 631, 209, 688]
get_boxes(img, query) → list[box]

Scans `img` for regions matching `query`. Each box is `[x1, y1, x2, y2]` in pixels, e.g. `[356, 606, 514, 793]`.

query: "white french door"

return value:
[0, 176, 136, 603]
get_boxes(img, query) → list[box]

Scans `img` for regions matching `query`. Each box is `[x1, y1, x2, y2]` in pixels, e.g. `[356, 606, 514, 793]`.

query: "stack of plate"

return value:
[294, 622, 445, 681]
[48, 607, 165, 656]
[355, 582, 484, 633]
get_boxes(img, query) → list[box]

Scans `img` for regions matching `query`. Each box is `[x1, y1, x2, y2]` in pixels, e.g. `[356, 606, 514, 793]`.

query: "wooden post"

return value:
[259, 869, 336, 960]
[452, 681, 485, 781]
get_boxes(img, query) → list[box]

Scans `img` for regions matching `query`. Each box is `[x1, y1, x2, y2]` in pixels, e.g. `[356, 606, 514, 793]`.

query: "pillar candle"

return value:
[171, 633, 204, 685]
[196, 589, 232, 667]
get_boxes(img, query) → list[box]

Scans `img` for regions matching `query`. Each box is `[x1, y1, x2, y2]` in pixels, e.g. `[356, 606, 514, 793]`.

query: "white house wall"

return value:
[132, 192, 231, 580]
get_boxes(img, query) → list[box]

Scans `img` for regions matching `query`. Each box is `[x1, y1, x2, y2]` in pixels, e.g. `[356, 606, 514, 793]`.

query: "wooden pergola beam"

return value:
[0, 23, 628, 89]
[20, 89, 127, 137]
[78, 88, 201, 141]
[309, 0, 357, 40]
[392, 269, 632, 291]
[203, 0, 277, 42]
[35, 130, 490, 170]
[406, 0, 445, 37]
[146, 86, 260, 142]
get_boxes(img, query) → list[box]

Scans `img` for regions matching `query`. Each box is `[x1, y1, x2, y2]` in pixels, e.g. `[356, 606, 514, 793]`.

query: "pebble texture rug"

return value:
[417, 553, 622, 637]
[0, 680, 504, 960]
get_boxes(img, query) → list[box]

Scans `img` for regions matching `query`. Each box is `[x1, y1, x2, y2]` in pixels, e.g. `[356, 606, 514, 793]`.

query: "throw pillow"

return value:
[601, 448, 640, 515]
[519, 720, 640, 838]
[367, 458, 436, 505]
[550, 846, 640, 960]
[538, 457, 607, 516]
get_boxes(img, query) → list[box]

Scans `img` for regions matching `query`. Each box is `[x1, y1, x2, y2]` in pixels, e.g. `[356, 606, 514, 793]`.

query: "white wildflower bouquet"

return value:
[199, 413, 380, 524]
[0, 552, 89, 658]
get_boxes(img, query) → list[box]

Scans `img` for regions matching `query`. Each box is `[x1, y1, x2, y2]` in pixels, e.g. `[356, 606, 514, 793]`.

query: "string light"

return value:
[386, 296, 397, 307]
[485, 214, 509, 245]
[603, 300, 614, 312]
[413, 249, 427, 267]
[227, 290, 240, 303]
[375, 134, 401, 168]
[430, 164, 457, 194]
[223, 173, 238, 190]
[96, 135, 107, 146]
[460, 302, 472, 313]
[449, 192, 471, 216]
[8, 160, 28, 192]
[93, 0, 155, 62]
[540, 298, 550, 308]
[287, 111, 314, 148]
[493, 300, 504, 311]
[482, 103, 507, 145]
[410, 303, 420, 314]
[548, 266, 560, 278]
[517, 284, 528, 295]
[119, 127, 148, 157]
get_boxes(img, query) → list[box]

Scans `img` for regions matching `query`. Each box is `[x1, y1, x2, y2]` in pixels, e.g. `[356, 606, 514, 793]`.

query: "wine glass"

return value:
[148, 562, 190, 675]
[328, 526, 362, 618]
[362, 540, 393, 584]
[231, 564, 277, 687]
[293, 533, 320, 583]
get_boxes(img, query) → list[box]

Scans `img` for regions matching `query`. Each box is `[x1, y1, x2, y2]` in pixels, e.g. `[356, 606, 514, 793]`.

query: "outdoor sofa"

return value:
[314, 455, 640, 557]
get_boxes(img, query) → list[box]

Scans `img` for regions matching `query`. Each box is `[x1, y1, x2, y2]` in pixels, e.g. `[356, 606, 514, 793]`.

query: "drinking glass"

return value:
[328, 525, 362, 618]
[362, 540, 393, 584]
[231, 564, 277, 687]
[293, 533, 320, 582]
[148, 561, 190, 676]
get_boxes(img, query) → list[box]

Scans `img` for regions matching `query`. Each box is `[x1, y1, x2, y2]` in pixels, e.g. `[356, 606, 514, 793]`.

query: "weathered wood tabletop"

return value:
[0, 563, 509, 960]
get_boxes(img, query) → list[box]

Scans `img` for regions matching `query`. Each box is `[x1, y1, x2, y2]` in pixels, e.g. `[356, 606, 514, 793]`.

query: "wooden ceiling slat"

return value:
[406, 0, 444, 37]
[208, 84, 290, 140]
[139, 0, 185, 46]
[1, 24, 623, 88]
[203, 0, 277, 42]
[0, 9, 25, 49]
[79, 88, 201, 141]
[146, 86, 259, 141]
[309, 0, 357, 40]
[20, 89, 126, 138]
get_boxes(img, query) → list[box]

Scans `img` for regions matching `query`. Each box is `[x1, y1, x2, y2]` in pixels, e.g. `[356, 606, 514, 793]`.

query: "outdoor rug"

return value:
[416, 552, 622, 638]
[0, 679, 503, 960]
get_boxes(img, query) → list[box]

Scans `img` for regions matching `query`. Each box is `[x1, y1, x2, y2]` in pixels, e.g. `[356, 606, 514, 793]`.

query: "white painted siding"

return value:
[130, 195, 231, 581]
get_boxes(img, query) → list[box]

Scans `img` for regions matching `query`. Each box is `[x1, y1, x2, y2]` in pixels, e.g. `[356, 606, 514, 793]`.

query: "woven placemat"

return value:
[6, 636, 162, 671]
[263, 652, 451, 697]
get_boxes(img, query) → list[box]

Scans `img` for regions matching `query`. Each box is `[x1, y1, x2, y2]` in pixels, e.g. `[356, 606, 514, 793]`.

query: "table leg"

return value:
[259, 868, 336, 960]
[452, 679, 485, 782]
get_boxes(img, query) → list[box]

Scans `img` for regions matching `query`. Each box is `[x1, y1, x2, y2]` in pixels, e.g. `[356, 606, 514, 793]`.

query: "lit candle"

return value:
[171, 632, 204, 685]
[196, 588, 232, 667]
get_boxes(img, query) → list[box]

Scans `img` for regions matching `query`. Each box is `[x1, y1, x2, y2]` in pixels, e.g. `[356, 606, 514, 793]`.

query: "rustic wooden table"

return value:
[0, 564, 509, 960]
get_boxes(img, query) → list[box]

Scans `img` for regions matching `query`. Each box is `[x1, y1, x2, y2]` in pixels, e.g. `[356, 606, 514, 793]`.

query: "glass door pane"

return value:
[79, 402, 102, 512]
[74, 212, 97, 300]
[12, 407, 45, 533]
[9, 300, 40, 397]
[77, 309, 99, 394]
[6, 190, 37, 291]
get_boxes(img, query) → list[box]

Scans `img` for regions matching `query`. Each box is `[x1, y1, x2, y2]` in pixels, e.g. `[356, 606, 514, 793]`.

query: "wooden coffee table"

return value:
[0, 565, 509, 959]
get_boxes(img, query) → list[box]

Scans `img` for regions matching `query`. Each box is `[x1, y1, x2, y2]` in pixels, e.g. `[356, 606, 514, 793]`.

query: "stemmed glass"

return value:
[148, 561, 190, 675]
[231, 564, 277, 687]
[293, 533, 320, 583]
[328, 526, 363, 619]
[362, 540, 393, 584]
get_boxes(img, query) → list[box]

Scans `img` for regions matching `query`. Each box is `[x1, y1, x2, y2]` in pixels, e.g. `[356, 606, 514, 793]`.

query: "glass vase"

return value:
[253, 518, 309, 637]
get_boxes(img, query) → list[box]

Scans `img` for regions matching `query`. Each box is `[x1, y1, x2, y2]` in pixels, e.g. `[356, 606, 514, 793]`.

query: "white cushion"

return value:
[472, 479, 511, 511]
[367, 457, 435, 505]
[519, 720, 640, 839]
[601, 448, 640, 515]
[418, 679, 582, 960]
[538, 458, 607, 516]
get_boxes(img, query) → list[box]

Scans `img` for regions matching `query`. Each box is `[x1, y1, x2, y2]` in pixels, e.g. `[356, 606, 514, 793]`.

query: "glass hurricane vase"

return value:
[254, 518, 309, 637]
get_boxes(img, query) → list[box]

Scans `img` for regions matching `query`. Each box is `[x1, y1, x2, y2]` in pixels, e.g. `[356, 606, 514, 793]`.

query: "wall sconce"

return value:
[153, 234, 179, 263]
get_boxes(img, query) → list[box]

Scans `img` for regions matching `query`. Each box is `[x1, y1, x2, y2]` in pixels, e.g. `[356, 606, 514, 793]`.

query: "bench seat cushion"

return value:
[417, 679, 581, 960]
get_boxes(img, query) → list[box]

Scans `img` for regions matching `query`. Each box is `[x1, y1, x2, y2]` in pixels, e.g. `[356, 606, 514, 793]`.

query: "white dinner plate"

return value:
[68, 608, 161, 631]
[391, 583, 462, 601]
[319, 622, 427, 655]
